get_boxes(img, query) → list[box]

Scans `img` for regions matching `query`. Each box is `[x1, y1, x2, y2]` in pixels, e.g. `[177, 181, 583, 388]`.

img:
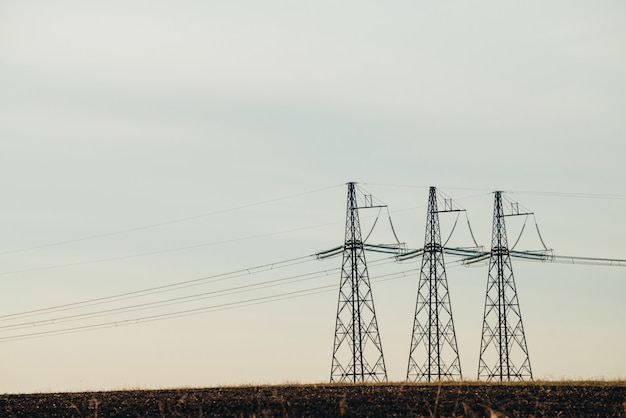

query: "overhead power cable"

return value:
[369, 183, 626, 200]
[534, 215, 549, 251]
[465, 211, 481, 248]
[0, 254, 406, 323]
[0, 184, 343, 257]
[363, 208, 382, 242]
[442, 212, 460, 247]
[0, 255, 316, 321]
[511, 190, 626, 200]
[386, 207, 403, 246]
[510, 215, 529, 250]
[0, 267, 419, 342]
[0, 220, 341, 277]
[0, 265, 349, 332]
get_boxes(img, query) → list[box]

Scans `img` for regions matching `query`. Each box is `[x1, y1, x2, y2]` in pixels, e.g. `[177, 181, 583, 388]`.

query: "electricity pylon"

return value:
[330, 182, 387, 383]
[407, 186, 462, 381]
[478, 191, 533, 381]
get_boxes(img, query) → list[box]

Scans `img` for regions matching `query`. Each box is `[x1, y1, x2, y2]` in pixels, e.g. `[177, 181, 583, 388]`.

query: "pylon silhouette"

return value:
[478, 191, 533, 381]
[406, 186, 462, 381]
[330, 182, 387, 383]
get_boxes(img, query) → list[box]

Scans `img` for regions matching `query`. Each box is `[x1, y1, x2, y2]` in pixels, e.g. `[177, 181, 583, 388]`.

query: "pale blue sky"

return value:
[0, 1, 625, 393]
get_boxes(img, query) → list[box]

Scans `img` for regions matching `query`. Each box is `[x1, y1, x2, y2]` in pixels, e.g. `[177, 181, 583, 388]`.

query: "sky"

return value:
[0, 1, 625, 393]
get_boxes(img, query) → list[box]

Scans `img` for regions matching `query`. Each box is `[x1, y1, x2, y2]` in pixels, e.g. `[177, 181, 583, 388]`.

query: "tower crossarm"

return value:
[502, 212, 534, 217]
[443, 247, 486, 258]
[316, 243, 406, 259]
[452, 247, 626, 268]
[550, 254, 626, 266]
[363, 243, 407, 254]
[513, 251, 626, 267]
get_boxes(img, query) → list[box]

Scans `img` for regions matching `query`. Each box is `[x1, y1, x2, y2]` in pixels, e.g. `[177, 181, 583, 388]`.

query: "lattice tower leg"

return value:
[407, 186, 462, 382]
[330, 182, 387, 383]
[478, 191, 533, 381]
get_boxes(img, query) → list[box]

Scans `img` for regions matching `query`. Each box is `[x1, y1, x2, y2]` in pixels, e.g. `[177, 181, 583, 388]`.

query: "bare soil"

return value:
[1, 381, 625, 417]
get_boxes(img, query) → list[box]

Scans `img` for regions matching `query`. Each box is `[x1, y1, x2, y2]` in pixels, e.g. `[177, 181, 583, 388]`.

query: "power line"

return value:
[0, 268, 418, 342]
[510, 190, 626, 200]
[0, 254, 316, 321]
[1, 286, 339, 342]
[0, 184, 344, 257]
[0, 265, 347, 331]
[366, 183, 493, 193]
[368, 183, 626, 200]
[0, 254, 408, 323]
[0, 186, 454, 280]
[0, 220, 341, 277]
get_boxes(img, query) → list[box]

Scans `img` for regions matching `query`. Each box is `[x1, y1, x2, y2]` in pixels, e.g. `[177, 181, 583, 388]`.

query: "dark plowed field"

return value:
[1, 382, 625, 417]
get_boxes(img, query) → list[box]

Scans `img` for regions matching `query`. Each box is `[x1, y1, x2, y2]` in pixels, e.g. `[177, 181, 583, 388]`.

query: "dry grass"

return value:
[1, 381, 624, 417]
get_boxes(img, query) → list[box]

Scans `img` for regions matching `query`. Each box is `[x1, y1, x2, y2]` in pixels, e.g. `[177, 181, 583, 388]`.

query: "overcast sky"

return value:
[1, 1, 625, 393]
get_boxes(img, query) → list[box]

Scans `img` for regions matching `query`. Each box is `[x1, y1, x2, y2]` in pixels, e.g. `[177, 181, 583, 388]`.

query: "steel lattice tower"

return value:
[478, 191, 533, 381]
[407, 186, 462, 381]
[330, 182, 387, 383]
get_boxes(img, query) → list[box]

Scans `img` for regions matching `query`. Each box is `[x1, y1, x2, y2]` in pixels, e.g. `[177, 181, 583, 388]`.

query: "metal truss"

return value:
[407, 187, 462, 381]
[478, 191, 533, 381]
[330, 182, 387, 383]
